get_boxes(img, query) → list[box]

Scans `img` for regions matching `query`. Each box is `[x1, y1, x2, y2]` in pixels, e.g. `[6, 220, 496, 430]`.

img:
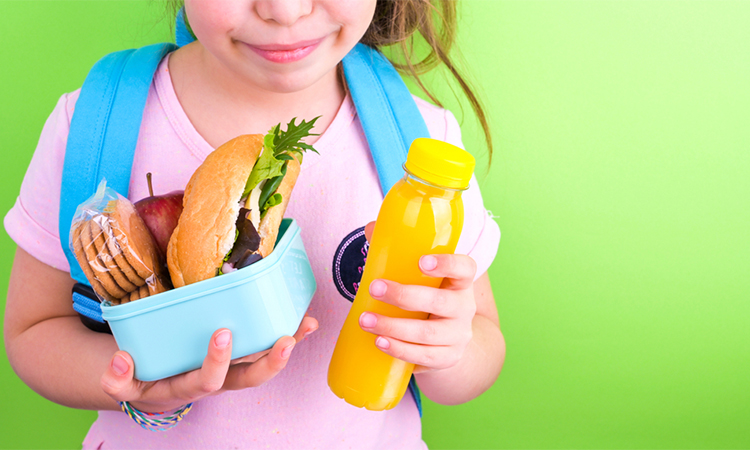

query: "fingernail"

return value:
[375, 336, 390, 350]
[214, 331, 231, 349]
[420, 255, 438, 271]
[359, 312, 377, 328]
[281, 343, 295, 359]
[304, 327, 318, 337]
[369, 280, 387, 298]
[112, 355, 128, 376]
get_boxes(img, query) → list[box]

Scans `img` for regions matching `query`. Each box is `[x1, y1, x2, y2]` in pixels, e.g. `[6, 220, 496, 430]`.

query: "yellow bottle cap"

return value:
[404, 138, 476, 190]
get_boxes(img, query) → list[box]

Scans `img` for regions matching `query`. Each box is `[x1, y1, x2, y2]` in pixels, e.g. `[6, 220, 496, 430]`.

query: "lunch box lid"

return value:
[101, 218, 300, 321]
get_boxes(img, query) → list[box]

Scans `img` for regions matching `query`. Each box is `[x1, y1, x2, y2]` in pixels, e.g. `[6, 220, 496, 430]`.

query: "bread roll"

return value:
[167, 134, 302, 288]
[257, 157, 300, 257]
[167, 135, 263, 287]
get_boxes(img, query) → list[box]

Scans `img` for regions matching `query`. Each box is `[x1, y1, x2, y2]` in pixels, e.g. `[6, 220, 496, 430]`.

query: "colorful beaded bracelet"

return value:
[119, 401, 194, 432]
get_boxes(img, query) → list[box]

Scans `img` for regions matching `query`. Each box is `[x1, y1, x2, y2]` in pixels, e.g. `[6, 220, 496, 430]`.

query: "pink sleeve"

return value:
[3, 91, 80, 272]
[440, 110, 501, 280]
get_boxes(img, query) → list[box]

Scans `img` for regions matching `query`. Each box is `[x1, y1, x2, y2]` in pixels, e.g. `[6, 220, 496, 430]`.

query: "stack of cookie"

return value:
[72, 198, 171, 305]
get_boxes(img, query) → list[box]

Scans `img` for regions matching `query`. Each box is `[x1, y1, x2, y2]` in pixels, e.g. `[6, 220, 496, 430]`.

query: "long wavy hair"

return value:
[167, 0, 492, 161]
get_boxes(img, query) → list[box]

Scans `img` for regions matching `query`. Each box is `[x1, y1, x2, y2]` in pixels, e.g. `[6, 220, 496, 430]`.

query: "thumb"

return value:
[364, 221, 376, 243]
[100, 351, 139, 402]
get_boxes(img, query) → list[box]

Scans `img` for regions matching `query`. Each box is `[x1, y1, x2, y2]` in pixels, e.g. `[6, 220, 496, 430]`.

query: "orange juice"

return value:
[328, 138, 475, 410]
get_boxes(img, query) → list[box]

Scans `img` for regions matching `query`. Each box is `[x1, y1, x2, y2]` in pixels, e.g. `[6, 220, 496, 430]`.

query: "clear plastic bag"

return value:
[70, 180, 171, 305]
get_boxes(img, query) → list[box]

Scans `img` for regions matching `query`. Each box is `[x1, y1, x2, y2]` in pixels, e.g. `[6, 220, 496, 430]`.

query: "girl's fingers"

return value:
[292, 316, 319, 343]
[102, 329, 234, 409]
[373, 336, 462, 371]
[222, 335, 297, 390]
[419, 254, 477, 290]
[102, 319, 317, 406]
[231, 349, 270, 365]
[412, 364, 433, 375]
[230, 315, 317, 365]
[364, 221, 376, 242]
[369, 279, 468, 318]
[100, 351, 140, 402]
[222, 316, 317, 389]
[359, 313, 467, 346]
[171, 328, 234, 399]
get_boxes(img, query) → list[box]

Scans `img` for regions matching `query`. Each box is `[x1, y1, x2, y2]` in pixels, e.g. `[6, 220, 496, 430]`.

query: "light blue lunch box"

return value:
[101, 219, 316, 382]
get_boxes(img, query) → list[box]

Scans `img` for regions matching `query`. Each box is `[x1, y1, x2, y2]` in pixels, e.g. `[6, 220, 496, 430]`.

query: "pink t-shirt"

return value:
[4, 55, 500, 449]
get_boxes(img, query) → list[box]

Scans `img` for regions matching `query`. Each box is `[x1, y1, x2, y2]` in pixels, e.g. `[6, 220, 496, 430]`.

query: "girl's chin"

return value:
[254, 66, 339, 95]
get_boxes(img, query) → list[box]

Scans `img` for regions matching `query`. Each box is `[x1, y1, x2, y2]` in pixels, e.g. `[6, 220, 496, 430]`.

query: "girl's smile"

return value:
[183, 0, 377, 94]
[244, 37, 325, 64]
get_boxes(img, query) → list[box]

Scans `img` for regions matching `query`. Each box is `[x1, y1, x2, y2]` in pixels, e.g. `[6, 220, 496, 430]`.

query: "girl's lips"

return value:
[247, 39, 323, 63]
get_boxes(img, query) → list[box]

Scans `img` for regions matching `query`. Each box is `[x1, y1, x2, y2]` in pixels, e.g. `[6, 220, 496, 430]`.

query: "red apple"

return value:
[134, 173, 184, 256]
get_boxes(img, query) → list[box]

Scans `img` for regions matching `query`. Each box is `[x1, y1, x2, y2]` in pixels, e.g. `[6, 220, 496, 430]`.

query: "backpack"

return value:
[59, 18, 430, 415]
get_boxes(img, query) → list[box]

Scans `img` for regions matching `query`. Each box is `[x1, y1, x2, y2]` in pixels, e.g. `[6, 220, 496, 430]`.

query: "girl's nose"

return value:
[255, 0, 313, 26]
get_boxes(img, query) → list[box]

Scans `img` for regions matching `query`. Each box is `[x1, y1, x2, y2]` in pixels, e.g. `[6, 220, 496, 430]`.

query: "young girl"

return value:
[4, 1, 504, 448]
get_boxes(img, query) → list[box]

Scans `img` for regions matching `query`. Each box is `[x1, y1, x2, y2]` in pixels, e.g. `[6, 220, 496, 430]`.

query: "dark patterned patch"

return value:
[332, 226, 369, 302]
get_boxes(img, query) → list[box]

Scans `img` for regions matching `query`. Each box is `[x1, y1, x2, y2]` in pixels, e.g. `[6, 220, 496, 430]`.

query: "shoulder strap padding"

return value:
[342, 43, 431, 194]
[60, 43, 176, 284]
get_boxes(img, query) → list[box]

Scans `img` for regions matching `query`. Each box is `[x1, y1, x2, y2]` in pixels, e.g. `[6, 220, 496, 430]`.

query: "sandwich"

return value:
[167, 117, 319, 288]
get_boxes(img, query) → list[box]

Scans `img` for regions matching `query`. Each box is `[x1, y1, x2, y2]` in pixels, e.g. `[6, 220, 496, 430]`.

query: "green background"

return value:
[1, 1, 749, 449]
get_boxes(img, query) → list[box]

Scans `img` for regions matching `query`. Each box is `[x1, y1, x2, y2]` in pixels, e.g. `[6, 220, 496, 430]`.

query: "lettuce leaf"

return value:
[273, 117, 320, 162]
[258, 163, 287, 211]
[260, 193, 283, 220]
[264, 193, 282, 210]
[242, 148, 284, 198]
[241, 118, 319, 199]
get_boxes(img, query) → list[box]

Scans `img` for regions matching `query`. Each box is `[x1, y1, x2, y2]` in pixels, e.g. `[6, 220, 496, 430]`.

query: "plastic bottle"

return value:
[328, 137, 476, 410]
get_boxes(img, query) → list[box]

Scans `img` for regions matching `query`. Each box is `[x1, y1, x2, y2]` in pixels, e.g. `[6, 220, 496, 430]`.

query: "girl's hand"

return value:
[100, 316, 317, 412]
[360, 219, 477, 374]
[359, 254, 477, 373]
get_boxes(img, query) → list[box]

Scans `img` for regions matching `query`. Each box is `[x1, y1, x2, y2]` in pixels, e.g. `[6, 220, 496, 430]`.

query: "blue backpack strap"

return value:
[341, 43, 431, 194]
[60, 43, 176, 318]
